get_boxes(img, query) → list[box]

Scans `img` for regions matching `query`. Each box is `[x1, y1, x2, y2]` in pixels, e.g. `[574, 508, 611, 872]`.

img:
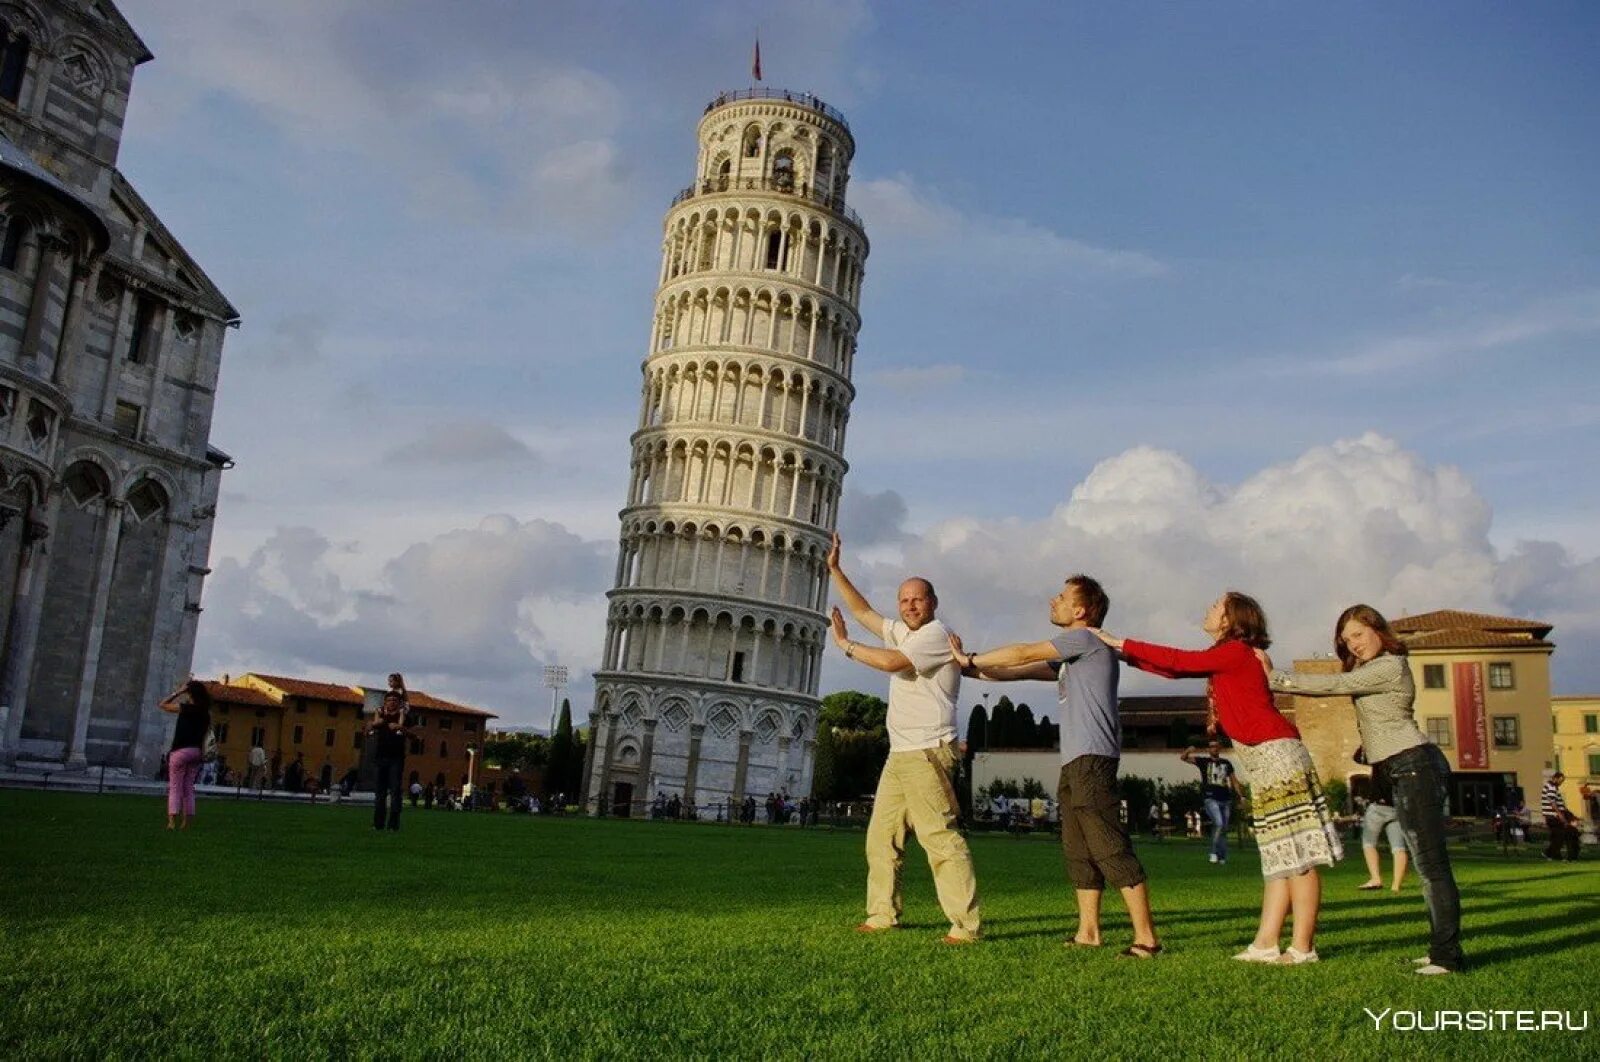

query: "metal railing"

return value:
[670, 175, 864, 230]
[704, 89, 851, 132]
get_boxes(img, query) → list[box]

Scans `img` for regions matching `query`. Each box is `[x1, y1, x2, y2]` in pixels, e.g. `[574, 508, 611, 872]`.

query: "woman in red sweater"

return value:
[1093, 591, 1343, 965]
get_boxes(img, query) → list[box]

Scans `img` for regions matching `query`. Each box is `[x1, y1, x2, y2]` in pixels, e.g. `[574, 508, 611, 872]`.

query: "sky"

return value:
[113, 1, 1600, 726]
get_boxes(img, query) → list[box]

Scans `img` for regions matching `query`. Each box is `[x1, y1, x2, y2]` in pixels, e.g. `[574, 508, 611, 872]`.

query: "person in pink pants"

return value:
[166, 680, 213, 829]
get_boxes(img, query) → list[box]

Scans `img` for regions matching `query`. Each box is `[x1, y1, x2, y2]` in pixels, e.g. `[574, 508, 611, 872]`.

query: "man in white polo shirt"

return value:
[827, 532, 981, 943]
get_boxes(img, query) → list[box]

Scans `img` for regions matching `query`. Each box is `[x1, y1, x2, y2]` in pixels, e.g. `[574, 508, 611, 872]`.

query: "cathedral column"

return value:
[66, 499, 125, 767]
[19, 239, 62, 366]
[682, 722, 706, 813]
[100, 282, 133, 419]
[595, 710, 620, 816]
[140, 305, 175, 441]
[0, 493, 58, 764]
[50, 258, 99, 389]
[731, 728, 754, 806]
[579, 711, 599, 808]
[776, 734, 792, 793]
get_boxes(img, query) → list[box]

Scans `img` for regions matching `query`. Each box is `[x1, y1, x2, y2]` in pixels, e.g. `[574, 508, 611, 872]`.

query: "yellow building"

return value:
[161, 672, 496, 792]
[1551, 695, 1600, 823]
[1286, 610, 1555, 817]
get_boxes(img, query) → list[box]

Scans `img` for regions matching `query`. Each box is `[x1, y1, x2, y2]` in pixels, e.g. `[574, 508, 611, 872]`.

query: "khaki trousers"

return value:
[864, 742, 981, 939]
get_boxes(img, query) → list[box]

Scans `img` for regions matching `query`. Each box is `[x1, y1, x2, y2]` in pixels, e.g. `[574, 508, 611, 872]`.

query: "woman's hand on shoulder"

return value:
[1088, 628, 1123, 650]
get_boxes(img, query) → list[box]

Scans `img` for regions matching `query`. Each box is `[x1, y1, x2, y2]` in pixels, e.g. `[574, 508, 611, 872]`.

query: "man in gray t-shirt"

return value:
[950, 575, 1161, 958]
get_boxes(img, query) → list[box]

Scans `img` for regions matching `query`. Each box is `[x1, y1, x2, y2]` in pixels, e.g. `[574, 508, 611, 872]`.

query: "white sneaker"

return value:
[1412, 957, 1431, 966]
[1278, 947, 1319, 965]
[1233, 944, 1281, 962]
[1416, 963, 1452, 976]
[1209, 853, 1219, 864]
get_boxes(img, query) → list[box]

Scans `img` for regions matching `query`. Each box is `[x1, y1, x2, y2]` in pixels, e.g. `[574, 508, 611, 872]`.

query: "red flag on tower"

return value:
[752, 38, 762, 82]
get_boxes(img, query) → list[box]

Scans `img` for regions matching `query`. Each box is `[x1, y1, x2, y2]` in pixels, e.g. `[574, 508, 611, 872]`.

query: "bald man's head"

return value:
[897, 577, 938, 630]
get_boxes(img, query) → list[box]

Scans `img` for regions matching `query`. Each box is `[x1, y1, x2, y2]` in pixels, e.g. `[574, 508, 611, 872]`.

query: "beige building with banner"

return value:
[1286, 610, 1556, 816]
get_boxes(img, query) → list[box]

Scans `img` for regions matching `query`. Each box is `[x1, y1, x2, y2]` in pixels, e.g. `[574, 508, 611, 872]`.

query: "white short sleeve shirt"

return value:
[881, 617, 960, 751]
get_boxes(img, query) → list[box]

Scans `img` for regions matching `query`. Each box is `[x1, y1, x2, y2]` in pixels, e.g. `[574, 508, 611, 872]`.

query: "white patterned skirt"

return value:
[1235, 737, 1344, 880]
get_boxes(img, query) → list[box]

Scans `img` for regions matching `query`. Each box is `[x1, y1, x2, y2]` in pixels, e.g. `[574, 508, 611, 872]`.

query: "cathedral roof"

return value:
[0, 129, 110, 252]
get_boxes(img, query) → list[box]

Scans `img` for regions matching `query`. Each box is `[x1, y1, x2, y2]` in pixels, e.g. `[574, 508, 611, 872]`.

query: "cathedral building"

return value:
[583, 88, 866, 815]
[0, 1, 236, 774]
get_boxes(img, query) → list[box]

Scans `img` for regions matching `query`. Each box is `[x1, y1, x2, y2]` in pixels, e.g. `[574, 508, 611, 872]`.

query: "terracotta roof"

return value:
[244, 673, 366, 705]
[1392, 610, 1552, 638]
[1119, 695, 1208, 716]
[406, 691, 497, 718]
[160, 681, 279, 711]
[1402, 628, 1554, 651]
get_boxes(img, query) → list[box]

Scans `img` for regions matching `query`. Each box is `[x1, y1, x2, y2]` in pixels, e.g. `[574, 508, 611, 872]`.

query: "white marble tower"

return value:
[583, 89, 867, 815]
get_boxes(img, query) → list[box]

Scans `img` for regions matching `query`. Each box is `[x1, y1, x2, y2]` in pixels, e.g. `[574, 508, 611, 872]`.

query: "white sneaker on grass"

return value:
[1416, 963, 1452, 975]
[1208, 853, 1219, 864]
[1278, 947, 1319, 965]
[1232, 944, 1280, 962]
[1412, 957, 1431, 966]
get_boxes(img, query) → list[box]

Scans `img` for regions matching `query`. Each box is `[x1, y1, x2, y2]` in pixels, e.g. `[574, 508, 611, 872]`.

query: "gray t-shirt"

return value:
[1050, 627, 1121, 765]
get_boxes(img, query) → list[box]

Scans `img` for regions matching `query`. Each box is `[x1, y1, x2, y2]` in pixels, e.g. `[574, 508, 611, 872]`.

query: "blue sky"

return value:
[114, 1, 1600, 722]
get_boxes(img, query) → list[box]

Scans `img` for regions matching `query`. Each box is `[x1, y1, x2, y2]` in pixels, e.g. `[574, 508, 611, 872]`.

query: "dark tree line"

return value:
[481, 698, 586, 800]
[965, 697, 1058, 753]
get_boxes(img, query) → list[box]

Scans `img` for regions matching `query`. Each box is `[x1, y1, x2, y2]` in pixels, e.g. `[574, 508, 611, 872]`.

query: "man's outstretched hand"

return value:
[827, 531, 843, 573]
[831, 605, 850, 648]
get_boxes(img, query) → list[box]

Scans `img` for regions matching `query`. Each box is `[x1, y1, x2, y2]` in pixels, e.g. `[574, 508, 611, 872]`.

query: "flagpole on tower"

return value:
[752, 34, 762, 84]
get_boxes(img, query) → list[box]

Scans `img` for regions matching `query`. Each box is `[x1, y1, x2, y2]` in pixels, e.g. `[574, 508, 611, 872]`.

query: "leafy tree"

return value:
[819, 690, 887, 731]
[1036, 714, 1059, 749]
[1163, 780, 1203, 822]
[484, 733, 549, 773]
[1119, 774, 1157, 829]
[1020, 777, 1047, 799]
[813, 690, 889, 800]
[1324, 777, 1350, 816]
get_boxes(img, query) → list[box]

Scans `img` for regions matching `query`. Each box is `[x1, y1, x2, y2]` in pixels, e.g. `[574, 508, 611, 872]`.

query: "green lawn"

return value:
[1, 790, 1594, 1060]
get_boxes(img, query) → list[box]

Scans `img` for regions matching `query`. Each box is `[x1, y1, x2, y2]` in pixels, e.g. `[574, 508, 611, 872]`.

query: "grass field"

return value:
[1, 790, 1595, 1060]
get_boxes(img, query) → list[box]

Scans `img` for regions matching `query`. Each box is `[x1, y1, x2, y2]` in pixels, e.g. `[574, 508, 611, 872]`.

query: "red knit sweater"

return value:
[1120, 637, 1299, 747]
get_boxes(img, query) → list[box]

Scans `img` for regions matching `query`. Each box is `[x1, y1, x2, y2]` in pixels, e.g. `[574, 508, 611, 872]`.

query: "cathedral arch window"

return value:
[62, 459, 110, 507]
[0, 22, 29, 105]
[125, 478, 168, 522]
[742, 125, 761, 158]
[0, 212, 28, 270]
[23, 398, 53, 453]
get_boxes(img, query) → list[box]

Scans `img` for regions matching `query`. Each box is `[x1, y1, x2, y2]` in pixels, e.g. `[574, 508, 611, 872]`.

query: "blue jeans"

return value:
[1384, 743, 1463, 970]
[1203, 797, 1231, 860]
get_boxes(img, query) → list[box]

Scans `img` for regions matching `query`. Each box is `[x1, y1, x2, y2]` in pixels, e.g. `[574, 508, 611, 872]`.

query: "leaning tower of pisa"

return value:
[582, 89, 868, 816]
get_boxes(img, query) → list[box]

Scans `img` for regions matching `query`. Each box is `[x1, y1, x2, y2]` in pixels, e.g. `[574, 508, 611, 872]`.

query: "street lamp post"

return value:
[543, 665, 569, 737]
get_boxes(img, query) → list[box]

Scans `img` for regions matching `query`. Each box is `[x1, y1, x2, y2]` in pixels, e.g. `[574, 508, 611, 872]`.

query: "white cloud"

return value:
[198, 434, 1600, 727]
[1268, 289, 1600, 378]
[852, 174, 1168, 279]
[381, 421, 538, 468]
[126, 1, 632, 229]
[829, 433, 1599, 694]
[197, 516, 611, 719]
[864, 364, 966, 390]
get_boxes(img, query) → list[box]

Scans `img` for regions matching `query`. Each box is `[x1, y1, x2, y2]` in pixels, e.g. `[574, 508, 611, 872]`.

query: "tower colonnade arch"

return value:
[587, 90, 866, 816]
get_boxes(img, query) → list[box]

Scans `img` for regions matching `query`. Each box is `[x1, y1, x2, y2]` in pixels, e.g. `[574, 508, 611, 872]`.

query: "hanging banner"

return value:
[1453, 661, 1488, 769]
